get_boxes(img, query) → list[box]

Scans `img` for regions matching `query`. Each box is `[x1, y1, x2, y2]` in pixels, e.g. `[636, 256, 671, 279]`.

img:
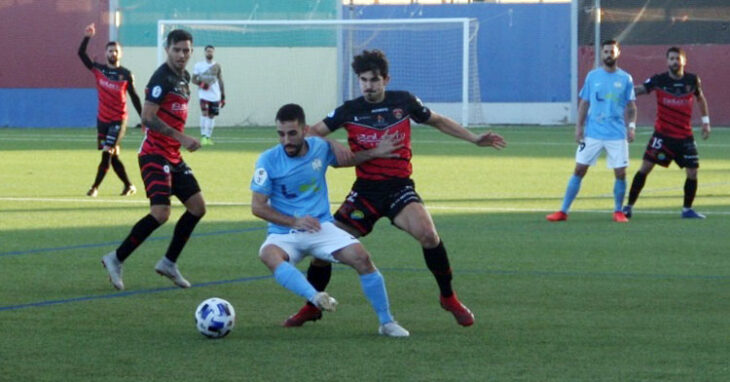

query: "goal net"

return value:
[158, 19, 482, 127]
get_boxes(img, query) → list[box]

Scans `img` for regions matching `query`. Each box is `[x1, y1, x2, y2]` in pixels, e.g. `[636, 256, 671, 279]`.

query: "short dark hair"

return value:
[352, 49, 389, 78]
[166, 29, 193, 48]
[106, 41, 121, 49]
[602, 39, 619, 49]
[666, 46, 686, 58]
[276, 104, 306, 125]
[205, 45, 215, 50]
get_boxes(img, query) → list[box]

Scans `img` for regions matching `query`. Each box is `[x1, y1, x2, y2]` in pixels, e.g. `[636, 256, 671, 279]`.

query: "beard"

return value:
[603, 57, 616, 67]
[284, 143, 303, 157]
[206, 54, 213, 60]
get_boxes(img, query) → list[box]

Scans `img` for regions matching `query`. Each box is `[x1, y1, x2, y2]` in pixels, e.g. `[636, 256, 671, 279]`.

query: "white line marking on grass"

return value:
[3, 135, 730, 147]
[3, 196, 729, 215]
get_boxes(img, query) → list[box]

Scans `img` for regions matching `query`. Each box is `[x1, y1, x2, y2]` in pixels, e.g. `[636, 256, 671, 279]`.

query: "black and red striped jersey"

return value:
[78, 37, 135, 123]
[90, 64, 133, 122]
[643, 72, 703, 139]
[323, 91, 431, 181]
[139, 63, 191, 164]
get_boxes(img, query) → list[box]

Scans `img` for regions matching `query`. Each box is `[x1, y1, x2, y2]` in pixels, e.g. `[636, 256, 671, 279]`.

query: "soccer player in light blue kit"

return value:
[547, 39, 638, 223]
[250, 103, 409, 337]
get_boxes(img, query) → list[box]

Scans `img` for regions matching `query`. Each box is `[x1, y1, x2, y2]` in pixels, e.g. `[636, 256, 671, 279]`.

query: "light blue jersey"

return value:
[579, 68, 636, 140]
[250, 137, 338, 234]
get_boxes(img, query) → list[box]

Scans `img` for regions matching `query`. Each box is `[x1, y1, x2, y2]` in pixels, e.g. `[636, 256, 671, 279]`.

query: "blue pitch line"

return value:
[0, 274, 273, 312]
[0, 226, 266, 258]
[3, 266, 729, 313]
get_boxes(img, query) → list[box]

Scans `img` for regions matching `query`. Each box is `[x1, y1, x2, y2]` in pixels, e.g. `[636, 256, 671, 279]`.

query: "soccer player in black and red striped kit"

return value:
[283, 50, 506, 327]
[102, 29, 204, 290]
[78, 23, 142, 197]
[623, 47, 711, 219]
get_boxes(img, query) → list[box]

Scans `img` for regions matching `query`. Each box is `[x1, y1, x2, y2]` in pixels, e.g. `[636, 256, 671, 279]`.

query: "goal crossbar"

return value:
[158, 18, 478, 126]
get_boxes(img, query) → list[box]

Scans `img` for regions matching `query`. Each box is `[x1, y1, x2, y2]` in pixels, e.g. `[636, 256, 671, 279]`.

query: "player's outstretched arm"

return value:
[251, 192, 321, 232]
[634, 84, 648, 96]
[141, 101, 200, 152]
[78, 23, 95, 69]
[426, 111, 506, 149]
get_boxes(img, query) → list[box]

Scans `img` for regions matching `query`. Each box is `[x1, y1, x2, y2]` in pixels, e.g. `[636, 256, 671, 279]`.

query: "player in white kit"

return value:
[192, 45, 225, 145]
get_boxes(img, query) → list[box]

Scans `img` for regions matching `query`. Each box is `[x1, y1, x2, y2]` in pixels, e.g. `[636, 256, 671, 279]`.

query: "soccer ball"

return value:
[194, 297, 236, 338]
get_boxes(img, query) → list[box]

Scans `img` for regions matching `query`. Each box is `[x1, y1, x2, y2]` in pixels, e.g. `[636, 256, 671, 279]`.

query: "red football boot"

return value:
[545, 211, 568, 222]
[282, 304, 323, 327]
[440, 294, 475, 327]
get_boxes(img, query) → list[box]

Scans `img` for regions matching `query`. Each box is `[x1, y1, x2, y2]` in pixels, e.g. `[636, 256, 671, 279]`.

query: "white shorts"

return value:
[575, 137, 629, 169]
[258, 222, 360, 265]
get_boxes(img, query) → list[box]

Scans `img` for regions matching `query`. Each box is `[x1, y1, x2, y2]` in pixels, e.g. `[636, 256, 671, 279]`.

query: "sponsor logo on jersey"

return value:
[99, 77, 121, 91]
[662, 97, 689, 106]
[171, 102, 188, 111]
[357, 132, 381, 145]
[371, 107, 388, 113]
[392, 108, 404, 119]
[311, 159, 322, 171]
[350, 210, 365, 220]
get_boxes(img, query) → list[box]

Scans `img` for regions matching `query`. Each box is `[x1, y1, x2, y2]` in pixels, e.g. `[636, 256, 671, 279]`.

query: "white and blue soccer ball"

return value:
[194, 297, 236, 338]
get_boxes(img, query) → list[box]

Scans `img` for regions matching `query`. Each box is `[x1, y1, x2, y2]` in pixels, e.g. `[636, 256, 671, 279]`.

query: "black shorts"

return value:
[97, 119, 127, 150]
[334, 178, 422, 236]
[139, 155, 201, 206]
[643, 132, 699, 169]
[200, 100, 220, 117]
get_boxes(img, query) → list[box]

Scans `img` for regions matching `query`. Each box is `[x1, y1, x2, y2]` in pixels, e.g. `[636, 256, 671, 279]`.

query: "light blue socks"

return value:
[614, 178, 626, 212]
[359, 270, 394, 325]
[560, 175, 583, 213]
[273, 262, 318, 303]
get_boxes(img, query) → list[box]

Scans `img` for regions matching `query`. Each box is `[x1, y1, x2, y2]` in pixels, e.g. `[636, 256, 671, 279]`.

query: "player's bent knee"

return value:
[259, 245, 289, 271]
[149, 206, 171, 224]
[417, 229, 440, 248]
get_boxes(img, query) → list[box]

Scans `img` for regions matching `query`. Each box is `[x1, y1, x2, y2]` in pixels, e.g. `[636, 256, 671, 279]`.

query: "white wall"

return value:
[124, 47, 338, 127]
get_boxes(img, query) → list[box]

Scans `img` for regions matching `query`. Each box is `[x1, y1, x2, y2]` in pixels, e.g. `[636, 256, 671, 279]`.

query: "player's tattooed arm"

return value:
[142, 101, 200, 151]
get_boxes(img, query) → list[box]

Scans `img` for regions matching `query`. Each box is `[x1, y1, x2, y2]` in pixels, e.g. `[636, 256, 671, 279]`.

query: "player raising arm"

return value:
[78, 22, 142, 197]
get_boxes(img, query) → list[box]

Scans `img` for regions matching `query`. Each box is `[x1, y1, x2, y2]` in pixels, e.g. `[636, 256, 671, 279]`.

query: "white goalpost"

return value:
[158, 18, 482, 127]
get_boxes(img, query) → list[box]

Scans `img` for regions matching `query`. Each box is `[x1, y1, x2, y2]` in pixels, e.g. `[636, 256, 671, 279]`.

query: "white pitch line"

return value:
[2, 196, 728, 215]
[2, 135, 730, 147]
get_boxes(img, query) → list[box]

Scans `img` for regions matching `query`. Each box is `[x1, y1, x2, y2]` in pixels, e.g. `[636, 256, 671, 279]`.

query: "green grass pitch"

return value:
[1, 126, 729, 381]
